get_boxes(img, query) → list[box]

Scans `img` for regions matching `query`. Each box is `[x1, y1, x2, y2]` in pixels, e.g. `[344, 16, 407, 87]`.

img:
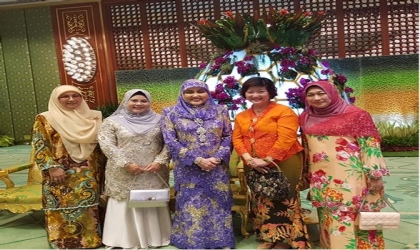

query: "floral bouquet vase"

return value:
[194, 7, 355, 119]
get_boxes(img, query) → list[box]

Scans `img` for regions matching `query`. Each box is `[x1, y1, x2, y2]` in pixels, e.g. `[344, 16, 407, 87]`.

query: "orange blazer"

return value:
[232, 102, 303, 163]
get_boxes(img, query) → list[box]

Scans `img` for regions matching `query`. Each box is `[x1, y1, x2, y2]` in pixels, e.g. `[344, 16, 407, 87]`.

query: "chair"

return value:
[0, 151, 42, 226]
[229, 150, 251, 238]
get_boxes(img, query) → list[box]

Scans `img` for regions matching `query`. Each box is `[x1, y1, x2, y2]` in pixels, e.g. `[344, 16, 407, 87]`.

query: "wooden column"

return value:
[51, 2, 117, 108]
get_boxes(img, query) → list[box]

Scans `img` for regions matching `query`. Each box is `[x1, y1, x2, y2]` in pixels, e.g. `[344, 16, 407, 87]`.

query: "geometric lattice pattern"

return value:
[343, 0, 383, 57]
[305, 1, 339, 58]
[110, 3, 145, 70]
[387, 1, 419, 55]
[105, 0, 419, 70]
[146, 1, 181, 68]
[181, 0, 218, 68]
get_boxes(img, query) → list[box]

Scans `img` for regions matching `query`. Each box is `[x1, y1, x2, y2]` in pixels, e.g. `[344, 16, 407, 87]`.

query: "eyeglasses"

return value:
[59, 94, 83, 100]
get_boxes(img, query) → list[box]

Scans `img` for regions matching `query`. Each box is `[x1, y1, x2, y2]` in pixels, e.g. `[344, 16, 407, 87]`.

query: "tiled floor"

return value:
[0, 145, 418, 249]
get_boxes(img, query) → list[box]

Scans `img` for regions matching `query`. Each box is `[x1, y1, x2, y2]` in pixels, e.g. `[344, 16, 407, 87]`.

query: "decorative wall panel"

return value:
[103, 0, 418, 70]
[181, 0, 218, 68]
[52, 2, 115, 108]
[0, 31, 13, 138]
[0, 8, 58, 142]
[26, 7, 61, 114]
[387, 1, 419, 55]
[146, 1, 181, 68]
[302, 0, 339, 58]
[109, 3, 145, 70]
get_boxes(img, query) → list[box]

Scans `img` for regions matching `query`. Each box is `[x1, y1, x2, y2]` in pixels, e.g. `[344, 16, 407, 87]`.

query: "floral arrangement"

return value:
[210, 76, 247, 115]
[269, 46, 318, 79]
[195, 7, 326, 50]
[195, 6, 355, 113]
[203, 51, 234, 76]
[285, 63, 356, 110]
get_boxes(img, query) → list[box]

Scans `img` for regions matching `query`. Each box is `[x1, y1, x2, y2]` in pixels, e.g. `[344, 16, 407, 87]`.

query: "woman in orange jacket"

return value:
[232, 77, 310, 249]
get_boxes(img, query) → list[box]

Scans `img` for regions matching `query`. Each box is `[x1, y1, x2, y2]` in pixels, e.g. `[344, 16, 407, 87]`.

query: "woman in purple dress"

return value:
[161, 79, 235, 249]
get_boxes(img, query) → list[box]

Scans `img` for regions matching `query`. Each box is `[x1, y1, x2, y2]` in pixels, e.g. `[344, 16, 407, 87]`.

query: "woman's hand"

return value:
[198, 157, 219, 171]
[125, 163, 144, 175]
[49, 167, 66, 184]
[144, 162, 161, 173]
[248, 158, 270, 173]
[368, 178, 384, 192]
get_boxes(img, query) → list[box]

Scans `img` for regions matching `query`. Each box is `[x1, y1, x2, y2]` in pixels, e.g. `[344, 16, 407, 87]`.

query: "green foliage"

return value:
[376, 120, 419, 148]
[97, 103, 119, 118]
[194, 7, 326, 50]
[0, 134, 15, 147]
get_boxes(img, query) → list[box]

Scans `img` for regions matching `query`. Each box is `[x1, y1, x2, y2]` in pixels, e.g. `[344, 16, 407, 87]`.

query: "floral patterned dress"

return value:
[161, 104, 235, 249]
[32, 115, 104, 249]
[304, 134, 389, 249]
[233, 102, 310, 249]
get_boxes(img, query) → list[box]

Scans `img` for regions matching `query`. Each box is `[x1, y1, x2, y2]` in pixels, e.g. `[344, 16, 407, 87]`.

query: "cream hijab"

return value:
[41, 85, 102, 163]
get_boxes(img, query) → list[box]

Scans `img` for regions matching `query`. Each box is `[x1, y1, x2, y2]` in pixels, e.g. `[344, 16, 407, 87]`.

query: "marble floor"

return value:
[0, 145, 418, 249]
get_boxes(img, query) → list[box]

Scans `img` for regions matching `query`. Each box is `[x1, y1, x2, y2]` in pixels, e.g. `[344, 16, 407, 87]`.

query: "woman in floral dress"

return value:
[31, 85, 104, 249]
[161, 79, 235, 249]
[232, 77, 310, 249]
[299, 80, 389, 249]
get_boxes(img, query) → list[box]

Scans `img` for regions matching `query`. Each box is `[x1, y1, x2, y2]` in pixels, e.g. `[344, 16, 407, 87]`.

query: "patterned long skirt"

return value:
[249, 153, 311, 249]
[44, 206, 102, 249]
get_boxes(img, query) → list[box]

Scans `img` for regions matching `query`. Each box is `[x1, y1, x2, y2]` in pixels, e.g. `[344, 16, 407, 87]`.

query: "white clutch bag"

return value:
[127, 172, 170, 208]
[358, 211, 400, 230]
[357, 198, 400, 230]
[128, 188, 170, 208]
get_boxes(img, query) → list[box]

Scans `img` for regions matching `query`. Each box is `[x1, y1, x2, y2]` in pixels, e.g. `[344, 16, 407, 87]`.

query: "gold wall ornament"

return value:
[66, 14, 86, 33]
[78, 86, 96, 104]
[62, 37, 97, 83]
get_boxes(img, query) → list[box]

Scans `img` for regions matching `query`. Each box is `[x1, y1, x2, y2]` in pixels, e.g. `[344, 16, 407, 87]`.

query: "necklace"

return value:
[194, 118, 207, 142]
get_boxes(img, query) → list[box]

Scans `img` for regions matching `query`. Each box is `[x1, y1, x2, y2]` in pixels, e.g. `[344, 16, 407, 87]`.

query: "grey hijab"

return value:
[108, 89, 161, 135]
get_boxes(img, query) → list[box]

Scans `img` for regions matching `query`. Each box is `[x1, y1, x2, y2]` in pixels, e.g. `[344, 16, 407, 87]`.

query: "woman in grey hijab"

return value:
[98, 89, 171, 249]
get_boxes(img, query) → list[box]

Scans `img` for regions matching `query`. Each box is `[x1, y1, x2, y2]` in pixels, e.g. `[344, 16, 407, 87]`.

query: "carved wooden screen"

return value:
[181, 0, 218, 68]
[303, 1, 339, 58]
[343, 0, 383, 57]
[109, 4, 145, 70]
[387, 1, 418, 55]
[146, 1, 181, 68]
[102, 0, 419, 70]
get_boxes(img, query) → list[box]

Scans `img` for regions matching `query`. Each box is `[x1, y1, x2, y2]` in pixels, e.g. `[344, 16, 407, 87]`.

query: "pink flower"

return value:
[312, 152, 328, 163]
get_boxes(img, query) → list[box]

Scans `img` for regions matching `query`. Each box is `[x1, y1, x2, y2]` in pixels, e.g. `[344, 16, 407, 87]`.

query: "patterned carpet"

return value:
[0, 145, 418, 249]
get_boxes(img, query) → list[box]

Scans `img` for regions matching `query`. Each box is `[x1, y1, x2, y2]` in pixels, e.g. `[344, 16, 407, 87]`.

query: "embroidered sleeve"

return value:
[31, 115, 63, 171]
[161, 108, 196, 167]
[97, 119, 130, 168]
[153, 143, 171, 166]
[358, 136, 390, 179]
[213, 107, 233, 163]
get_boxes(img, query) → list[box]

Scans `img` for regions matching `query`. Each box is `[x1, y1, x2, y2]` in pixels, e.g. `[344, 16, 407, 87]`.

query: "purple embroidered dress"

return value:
[161, 79, 235, 249]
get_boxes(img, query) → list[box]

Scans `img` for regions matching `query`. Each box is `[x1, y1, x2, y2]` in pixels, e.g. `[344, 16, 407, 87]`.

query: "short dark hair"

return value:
[240, 77, 278, 99]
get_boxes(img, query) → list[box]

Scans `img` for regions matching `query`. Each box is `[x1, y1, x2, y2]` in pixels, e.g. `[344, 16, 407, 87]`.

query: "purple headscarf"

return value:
[175, 79, 218, 120]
